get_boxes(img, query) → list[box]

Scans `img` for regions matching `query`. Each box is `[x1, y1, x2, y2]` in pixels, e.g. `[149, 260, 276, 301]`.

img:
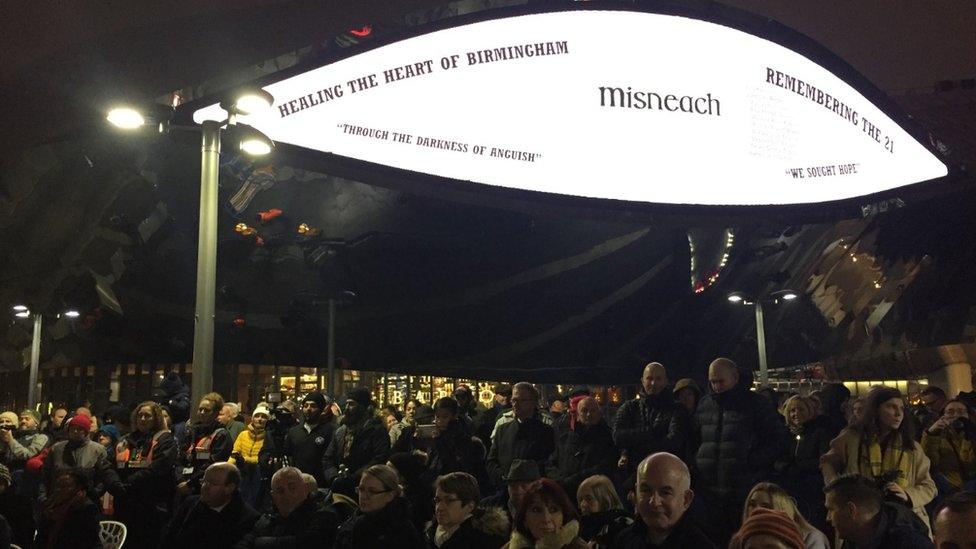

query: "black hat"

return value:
[303, 391, 329, 409]
[345, 387, 372, 408]
[504, 459, 541, 483]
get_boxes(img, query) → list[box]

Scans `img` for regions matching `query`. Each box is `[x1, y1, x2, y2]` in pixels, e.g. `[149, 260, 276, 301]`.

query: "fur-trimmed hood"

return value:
[470, 505, 510, 538]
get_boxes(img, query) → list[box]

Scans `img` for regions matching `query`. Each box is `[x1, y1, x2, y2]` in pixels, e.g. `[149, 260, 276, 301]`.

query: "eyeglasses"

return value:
[198, 407, 213, 413]
[356, 487, 393, 497]
[433, 496, 461, 505]
[511, 398, 537, 404]
[201, 479, 227, 487]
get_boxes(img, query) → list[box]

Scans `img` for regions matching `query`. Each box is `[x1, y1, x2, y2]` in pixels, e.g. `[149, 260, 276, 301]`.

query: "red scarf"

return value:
[43, 489, 88, 549]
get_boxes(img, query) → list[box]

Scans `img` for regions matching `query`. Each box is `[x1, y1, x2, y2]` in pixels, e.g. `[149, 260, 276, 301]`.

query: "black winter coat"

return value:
[160, 492, 260, 549]
[235, 496, 341, 549]
[694, 384, 788, 502]
[579, 509, 633, 548]
[35, 497, 102, 549]
[322, 417, 391, 484]
[486, 414, 555, 488]
[840, 502, 934, 549]
[115, 430, 179, 546]
[424, 506, 510, 549]
[613, 391, 696, 465]
[612, 513, 717, 549]
[776, 415, 833, 478]
[259, 420, 334, 486]
[334, 497, 427, 549]
[426, 420, 490, 493]
[549, 417, 618, 497]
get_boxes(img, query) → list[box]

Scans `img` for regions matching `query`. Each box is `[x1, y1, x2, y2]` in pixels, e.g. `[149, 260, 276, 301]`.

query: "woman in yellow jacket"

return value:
[229, 404, 269, 508]
[821, 385, 937, 534]
[921, 398, 976, 492]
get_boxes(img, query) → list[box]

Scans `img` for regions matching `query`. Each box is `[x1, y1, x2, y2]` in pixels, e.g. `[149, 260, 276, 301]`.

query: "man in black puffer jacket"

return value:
[550, 395, 618, 497]
[235, 467, 339, 549]
[613, 362, 696, 471]
[694, 357, 788, 544]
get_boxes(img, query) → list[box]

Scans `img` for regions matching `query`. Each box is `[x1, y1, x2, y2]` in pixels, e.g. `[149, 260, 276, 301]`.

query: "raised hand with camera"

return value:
[921, 398, 976, 492]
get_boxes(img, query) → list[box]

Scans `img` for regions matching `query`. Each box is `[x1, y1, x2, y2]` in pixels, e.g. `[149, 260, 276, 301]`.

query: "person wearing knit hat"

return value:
[42, 411, 120, 502]
[259, 392, 336, 487]
[322, 386, 390, 485]
[729, 508, 805, 549]
[229, 405, 272, 508]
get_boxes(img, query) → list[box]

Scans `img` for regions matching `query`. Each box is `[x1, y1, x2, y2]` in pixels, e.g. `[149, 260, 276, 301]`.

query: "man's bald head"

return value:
[635, 453, 694, 537]
[642, 362, 669, 395]
[708, 358, 740, 394]
[638, 452, 691, 493]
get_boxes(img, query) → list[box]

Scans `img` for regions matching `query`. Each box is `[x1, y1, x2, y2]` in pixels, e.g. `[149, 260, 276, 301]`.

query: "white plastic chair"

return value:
[98, 520, 127, 549]
[11, 544, 22, 549]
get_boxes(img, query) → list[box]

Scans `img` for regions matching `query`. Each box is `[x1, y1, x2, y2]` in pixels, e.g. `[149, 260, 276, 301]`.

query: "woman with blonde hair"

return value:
[742, 482, 829, 549]
[776, 395, 833, 530]
[576, 475, 631, 548]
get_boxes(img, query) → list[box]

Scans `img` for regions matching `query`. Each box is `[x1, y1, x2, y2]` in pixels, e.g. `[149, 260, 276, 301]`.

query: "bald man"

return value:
[694, 358, 789, 545]
[614, 452, 717, 548]
[612, 362, 695, 470]
[238, 466, 339, 548]
[161, 462, 259, 549]
[549, 396, 617, 497]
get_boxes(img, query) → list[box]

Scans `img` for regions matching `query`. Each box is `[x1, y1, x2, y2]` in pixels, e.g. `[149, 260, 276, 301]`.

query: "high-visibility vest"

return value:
[115, 430, 166, 469]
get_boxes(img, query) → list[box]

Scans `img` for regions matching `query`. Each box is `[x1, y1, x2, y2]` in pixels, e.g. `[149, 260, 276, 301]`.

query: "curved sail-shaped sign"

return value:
[193, 8, 948, 206]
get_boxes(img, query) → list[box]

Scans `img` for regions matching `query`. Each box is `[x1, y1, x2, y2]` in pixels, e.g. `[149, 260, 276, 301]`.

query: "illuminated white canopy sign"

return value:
[194, 9, 948, 206]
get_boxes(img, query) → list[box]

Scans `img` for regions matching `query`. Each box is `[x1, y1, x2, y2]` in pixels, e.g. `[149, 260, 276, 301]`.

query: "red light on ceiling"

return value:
[349, 25, 372, 37]
[233, 314, 246, 328]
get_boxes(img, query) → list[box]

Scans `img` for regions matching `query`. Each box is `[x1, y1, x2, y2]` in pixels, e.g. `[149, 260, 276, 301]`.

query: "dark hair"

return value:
[130, 401, 167, 434]
[435, 472, 481, 506]
[936, 490, 976, 521]
[388, 451, 428, 485]
[513, 382, 540, 401]
[921, 386, 947, 399]
[403, 399, 423, 415]
[57, 468, 92, 492]
[433, 397, 459, 416]
[855, 386, 914, 448]
[824, 474, 883, 513]
[515, 478, 578, 540]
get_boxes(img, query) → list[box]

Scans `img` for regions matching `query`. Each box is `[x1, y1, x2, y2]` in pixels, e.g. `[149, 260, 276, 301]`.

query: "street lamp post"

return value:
[191, 120, 221, 403]
[108, 89, 275, 406]
[727, 290, 797, 388]
[13, 306, 80, 409]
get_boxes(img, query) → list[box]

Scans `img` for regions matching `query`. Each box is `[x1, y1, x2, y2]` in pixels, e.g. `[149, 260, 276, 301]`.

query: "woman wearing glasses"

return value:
[426, 472, 509, 549]
[334, 464, 427, 549]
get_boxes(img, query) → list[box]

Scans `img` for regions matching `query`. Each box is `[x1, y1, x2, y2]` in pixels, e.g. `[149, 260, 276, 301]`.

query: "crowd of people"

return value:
[2, 360, 976, 548]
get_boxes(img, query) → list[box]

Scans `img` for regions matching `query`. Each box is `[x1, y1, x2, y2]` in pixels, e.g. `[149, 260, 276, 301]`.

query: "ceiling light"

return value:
[12, 305, 27, 312]
[727, 294, 744, 303]
[230, 88, 274, 115]
[781, 292, 797, 300]
[64, 310, 80, 318]
[14, 311, 30, 318]
[106, 107, 146, 129]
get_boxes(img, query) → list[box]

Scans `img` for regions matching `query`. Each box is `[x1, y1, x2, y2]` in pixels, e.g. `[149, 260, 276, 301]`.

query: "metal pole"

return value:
[755, 301, 769, 387]
[327, 298, 336, 398]
[191, 120, 221, 406]
[28, 313, 42, 409]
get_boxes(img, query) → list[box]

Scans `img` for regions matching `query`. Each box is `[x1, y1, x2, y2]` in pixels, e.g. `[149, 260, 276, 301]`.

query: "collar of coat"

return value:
[508, 519, 579, 549]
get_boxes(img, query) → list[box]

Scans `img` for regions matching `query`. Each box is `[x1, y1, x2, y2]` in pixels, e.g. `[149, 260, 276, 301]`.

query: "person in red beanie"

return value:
[729, 508, 805, 549]
[40, 414, 121, 503]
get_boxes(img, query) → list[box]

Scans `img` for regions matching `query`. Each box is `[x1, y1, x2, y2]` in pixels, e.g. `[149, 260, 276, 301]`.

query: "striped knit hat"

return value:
[730, 508, 805, 549]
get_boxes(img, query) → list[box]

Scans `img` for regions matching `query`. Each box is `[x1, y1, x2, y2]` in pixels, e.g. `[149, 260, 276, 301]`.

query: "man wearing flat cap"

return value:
[260, 391, 336, 486]
[481, 459, 541, 524]
[322, 387, 391, 484]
